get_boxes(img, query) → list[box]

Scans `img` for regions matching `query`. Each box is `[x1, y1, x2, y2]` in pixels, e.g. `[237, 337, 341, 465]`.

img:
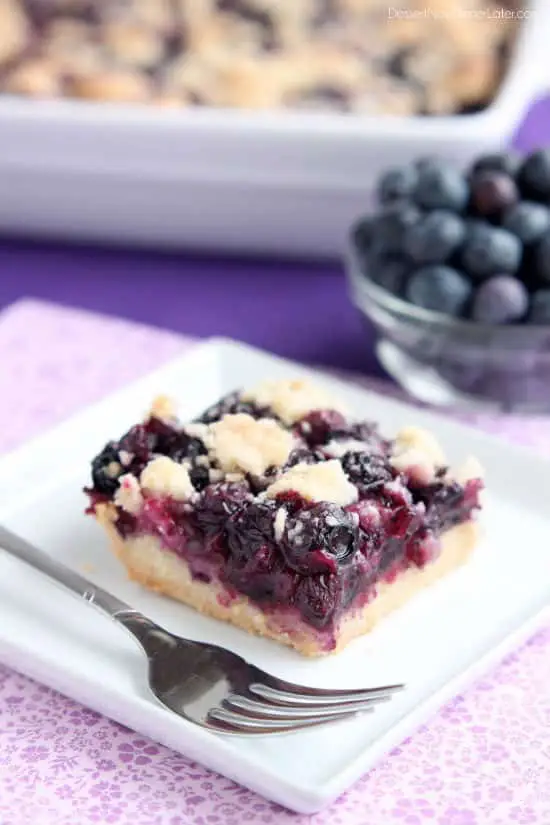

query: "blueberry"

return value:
[370, 256, 409, 295]
[295, 409, 347, 446]
[413, 162, 469, 212]
[405, 265, 472, 316]
[469, 151, 520, 178]
[194, 483, 251, 534]
[377, 166, 418, 204]
[188, 463, 211, 492]
[281, 503, 358, 574]
[284, 448, 323, 469]
[294, 574, 340, 627]
[502, 201, 550, 245]
[341, 451, 392, 491]
[227, 502, 276, 564]
[469, 171, 518, 219]
[91, 442, 122, 495]
[535, 233, 550, 283]
[528, 290, 550, 324]
[414, 157, 439, 172]
[471, 275, 529, 324]
[404, 210, 465, 264]
[518, 149, 550, 201]
[372, 203, 422, 253]
[353, 217, 375, 256]
[198, 391, 276, 424]
[119, 425, 155, 462]
[461, 222, 521, 279]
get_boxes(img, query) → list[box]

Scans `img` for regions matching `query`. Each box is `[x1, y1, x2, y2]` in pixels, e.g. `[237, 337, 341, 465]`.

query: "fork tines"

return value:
[208, 681, 404, 735]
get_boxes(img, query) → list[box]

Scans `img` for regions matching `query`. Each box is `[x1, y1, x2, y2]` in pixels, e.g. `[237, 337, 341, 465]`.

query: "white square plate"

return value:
[0, 339, 548, 814]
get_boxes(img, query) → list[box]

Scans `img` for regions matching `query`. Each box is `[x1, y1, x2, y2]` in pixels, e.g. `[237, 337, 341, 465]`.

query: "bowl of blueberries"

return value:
[347, 148, 550, 412]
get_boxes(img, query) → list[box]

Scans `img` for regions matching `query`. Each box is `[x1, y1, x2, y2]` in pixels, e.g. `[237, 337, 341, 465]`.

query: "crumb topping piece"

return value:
[273, 507, 288, 542]
[242, 378, 348, 425]
[391, 426, 446, 483]
[147, 394, 178, 422]
[184, 422, 212, 442]
[140, 456, 195, 500]
[209, 413, 294, 477]
[453, 455, 485, 484]
[266, 459, 358, 506]
[114, 474, 143, 514]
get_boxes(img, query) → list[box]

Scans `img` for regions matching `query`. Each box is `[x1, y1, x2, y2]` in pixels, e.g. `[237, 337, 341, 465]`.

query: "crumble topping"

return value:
[323, 438, 368, 458]
[453, 456, 485, 485]
[0, 0, 28, 65]
[391, 426, 446, 483]
[209, 413, 294, 477]
[273, 507, 288, 543]
[184, 422, 212, 443]
[140, 456, 195, 500]
[105, 461, 122, 479]
[393, 427, 446, 466]
[147, 394, 177, 422]
[114, 474, 143, 514]
[242, 378, 347, 425]
[119, 450, 133, 468]
[266, 459, 358, 506]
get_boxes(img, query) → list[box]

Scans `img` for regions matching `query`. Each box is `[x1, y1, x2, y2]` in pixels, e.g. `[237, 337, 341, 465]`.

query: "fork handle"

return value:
[0, 525, 135, 619]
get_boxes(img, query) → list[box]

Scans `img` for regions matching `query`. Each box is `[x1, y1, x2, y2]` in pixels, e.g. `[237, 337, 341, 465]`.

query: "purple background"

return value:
[0, 96, 548, 378]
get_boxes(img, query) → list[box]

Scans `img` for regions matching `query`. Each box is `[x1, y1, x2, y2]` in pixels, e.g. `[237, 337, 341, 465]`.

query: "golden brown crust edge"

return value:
[95, 502, 478, 657]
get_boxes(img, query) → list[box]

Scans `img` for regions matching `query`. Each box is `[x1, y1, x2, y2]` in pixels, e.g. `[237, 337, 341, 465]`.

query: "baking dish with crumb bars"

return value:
[0, 0, 547, 256]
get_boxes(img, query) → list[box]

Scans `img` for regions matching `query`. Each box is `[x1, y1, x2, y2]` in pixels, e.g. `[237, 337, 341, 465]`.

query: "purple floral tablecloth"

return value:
[0, 299, 548, 825]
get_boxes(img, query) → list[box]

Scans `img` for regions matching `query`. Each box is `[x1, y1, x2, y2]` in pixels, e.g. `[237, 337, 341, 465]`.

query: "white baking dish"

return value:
[0, 2, 548, 258]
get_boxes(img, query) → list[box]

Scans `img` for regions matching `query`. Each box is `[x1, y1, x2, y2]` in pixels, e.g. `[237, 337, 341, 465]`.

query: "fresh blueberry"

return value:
[461, 222, 521, 279]
[370, 256, 409, 295]
[372, 202, 422, 253]
[413, 162, 469, 212]
[405, 265, 472, 316]
[518, 149, 550, 201]
[535, 233, 550, 283]
[469, 151, 520, 178]
[377, 166, 418, 204]
[281, 503, 359, 574]
[404, 210, 465, 264]
[471, 275, 529, 324]
[502, 201, 550, 245]
[353, 217, 375, 257]
[414, 157, 439, 172]
[469, 171, 518, 219]
[528, 289, 550, 324]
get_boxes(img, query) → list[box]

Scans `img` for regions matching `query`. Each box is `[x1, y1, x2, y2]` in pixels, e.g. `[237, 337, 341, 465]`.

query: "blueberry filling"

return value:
[87, 395, 482, 637]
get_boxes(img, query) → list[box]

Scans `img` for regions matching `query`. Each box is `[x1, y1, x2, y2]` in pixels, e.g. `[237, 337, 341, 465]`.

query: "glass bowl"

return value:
[346, 227, 550, 413]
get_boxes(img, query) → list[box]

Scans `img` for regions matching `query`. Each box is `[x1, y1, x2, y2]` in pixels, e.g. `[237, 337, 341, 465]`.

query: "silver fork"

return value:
[0, 525, 403, 736]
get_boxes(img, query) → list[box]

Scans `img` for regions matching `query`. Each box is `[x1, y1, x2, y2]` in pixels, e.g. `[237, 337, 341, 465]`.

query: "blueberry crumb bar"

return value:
[85, 379, 483, 655]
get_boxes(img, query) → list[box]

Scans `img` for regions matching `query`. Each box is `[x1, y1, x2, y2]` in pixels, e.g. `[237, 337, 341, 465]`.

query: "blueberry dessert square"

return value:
[86, 380, 483, 655]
